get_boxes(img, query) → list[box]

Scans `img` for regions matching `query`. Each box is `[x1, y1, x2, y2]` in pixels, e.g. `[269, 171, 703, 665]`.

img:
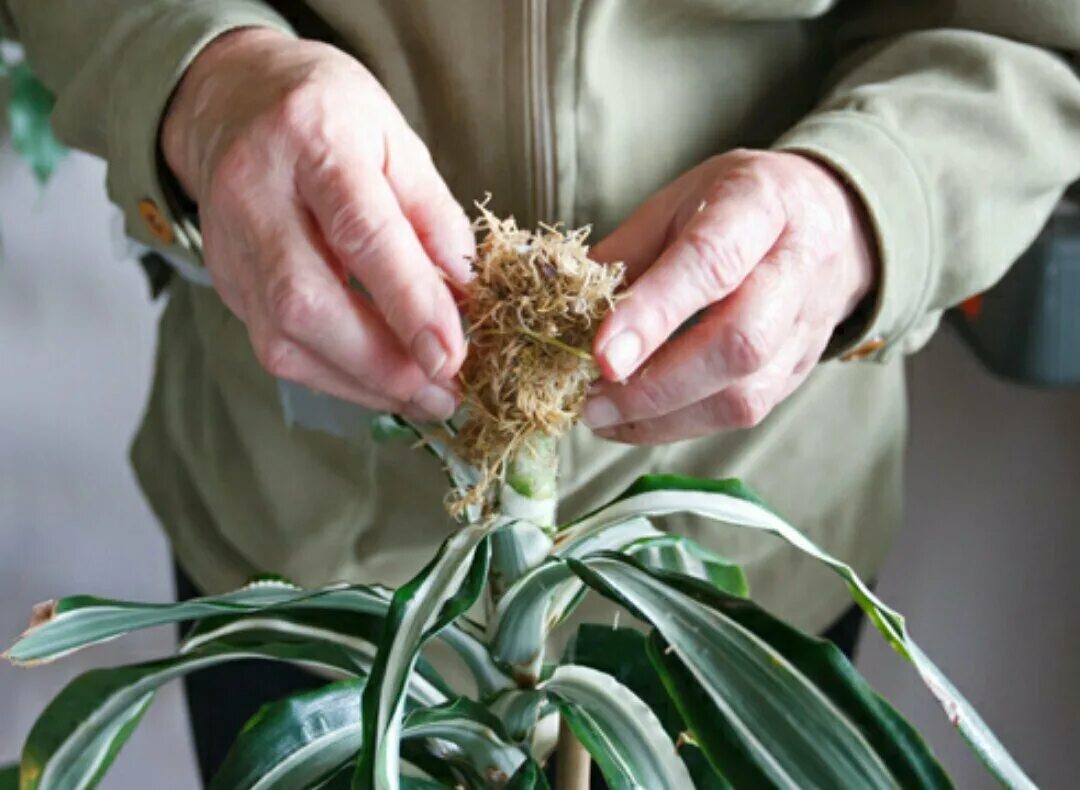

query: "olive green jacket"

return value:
[5, 1, 1078, 633]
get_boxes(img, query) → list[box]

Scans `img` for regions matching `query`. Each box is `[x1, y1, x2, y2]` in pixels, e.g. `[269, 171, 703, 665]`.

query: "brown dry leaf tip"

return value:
[448, 200, 625, 517]
[29, 599, 57, 630]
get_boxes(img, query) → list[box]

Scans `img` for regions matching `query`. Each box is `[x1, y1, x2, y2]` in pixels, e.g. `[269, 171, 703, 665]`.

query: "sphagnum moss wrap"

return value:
[449, 202, 624, 518]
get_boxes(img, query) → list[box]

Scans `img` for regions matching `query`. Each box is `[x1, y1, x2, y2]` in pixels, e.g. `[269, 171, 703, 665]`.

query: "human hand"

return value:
[584, 149, 876, 443]
[161, 28, 472, 421]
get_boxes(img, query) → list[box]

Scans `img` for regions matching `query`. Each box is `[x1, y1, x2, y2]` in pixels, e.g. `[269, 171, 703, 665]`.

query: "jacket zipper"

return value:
[526, 0, 554, 224]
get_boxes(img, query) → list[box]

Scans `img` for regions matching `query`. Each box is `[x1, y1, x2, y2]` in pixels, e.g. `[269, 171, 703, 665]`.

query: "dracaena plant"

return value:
[3, 210, 1033, 790]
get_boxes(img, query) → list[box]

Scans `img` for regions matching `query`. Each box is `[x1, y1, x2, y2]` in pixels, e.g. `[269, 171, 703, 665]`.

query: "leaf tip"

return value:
[29, 599, 57, 630]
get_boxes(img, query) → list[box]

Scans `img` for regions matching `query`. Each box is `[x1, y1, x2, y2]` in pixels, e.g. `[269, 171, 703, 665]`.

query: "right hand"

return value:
[161, 28, 472, 421]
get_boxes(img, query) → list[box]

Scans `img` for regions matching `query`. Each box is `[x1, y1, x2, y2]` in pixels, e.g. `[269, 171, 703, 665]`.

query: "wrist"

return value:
[161, 27, 289, 200]
[790, 152, 879, 320]
[838, 179, 878, 316]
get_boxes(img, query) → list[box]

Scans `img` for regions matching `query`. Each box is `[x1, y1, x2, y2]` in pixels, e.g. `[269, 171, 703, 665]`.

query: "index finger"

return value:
[298, 152, 466, 382]
[593, 175, 786, 381]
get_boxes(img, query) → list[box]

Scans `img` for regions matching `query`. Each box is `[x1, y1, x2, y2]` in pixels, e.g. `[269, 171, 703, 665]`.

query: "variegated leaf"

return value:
[541, 664, 693, 790]
[19, 640, 367, 790]
[355, 524, 494, 790]
[214, 685, 527, 790]
[571, 554, 897, 789]
[570, 475, 1031, 789]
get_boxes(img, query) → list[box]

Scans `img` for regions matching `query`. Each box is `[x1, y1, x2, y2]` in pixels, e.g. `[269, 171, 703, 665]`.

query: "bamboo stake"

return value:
[556, 715, 591, 790]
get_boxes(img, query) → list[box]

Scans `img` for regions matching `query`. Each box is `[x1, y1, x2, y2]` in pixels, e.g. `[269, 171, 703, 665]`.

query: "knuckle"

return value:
[255, 334, 301, 379]
[325, 198, 393, 259]
[273, 79, 350, 163]
[627, 373, 672, 418]
[648, 298, 683, 342]
[722, 323, 770, 374]
[719, 388, 770, 429]
[380, 282, 427, 330]
[728, 147, 758, 162]
[268, 275, 323, 338]
[275, 78, 324, 135]
[711, 154, 787, 214]
[684, 228, 742, 295]
[316, 160, 351, 201]
[209, 144, 260, 213]
[713, 162, 773, 204]
[384, 367, 427, 404]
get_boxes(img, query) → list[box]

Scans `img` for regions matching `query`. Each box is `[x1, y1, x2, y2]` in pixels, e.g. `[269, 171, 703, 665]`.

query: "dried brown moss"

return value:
[449, 202, 624, 517]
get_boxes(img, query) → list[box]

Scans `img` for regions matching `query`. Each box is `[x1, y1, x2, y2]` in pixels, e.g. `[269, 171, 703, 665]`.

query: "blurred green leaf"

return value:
[0, 764, 19, 790]
[6, 61, 65, 184]
[370, 413, 415, 444]
[506, 758, 550, 790]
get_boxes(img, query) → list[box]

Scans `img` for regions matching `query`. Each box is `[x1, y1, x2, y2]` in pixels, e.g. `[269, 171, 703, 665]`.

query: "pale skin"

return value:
[164, 29, 876, 440]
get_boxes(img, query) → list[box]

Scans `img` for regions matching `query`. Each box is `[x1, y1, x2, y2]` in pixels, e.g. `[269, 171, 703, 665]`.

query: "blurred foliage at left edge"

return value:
[1, 46, 66, 184]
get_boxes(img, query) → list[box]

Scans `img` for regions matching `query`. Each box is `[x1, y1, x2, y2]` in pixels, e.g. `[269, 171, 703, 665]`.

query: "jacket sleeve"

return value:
[773, 1, 1080, 362]
[0, 1, 295, 260]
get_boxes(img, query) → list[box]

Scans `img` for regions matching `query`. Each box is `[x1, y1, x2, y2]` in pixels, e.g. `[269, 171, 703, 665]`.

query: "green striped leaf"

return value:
[398, 779, 444, 790]
[488, 517, 660, 675]
[489, 558, 574, 679]
[355, 524, 494, 790]
[489, 519, 746, 679]
[182, 611, 450, 707]
[402, 698, 527, 786]
[215, 682, 528, 790]
[565, 625, 729, 789]
[487, 689, 554, 745]
[5, 579, 508, 698]
[641, 572, 951, 789]
[626, 535, 748, 598]
[489, 521, 553, 601]
[552, 516, 663, 558]
[571, 474, 1033, 789]
[541, 664, 693, 790]
[19, 640, 366, 790]
[4, 580, 390, 666]
[211, 679, 369, 790]
[506, 758, 551, 790]
[570, 554, 898, 789]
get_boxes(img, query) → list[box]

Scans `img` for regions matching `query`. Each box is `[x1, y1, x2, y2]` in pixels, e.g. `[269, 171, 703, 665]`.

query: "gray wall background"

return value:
[0, 148, 1076, 789]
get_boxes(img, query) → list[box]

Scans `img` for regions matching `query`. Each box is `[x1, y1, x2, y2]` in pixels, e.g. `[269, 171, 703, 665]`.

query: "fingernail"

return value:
[602, 331, 643, 380]
[448, 257, 474, 285]
[412, 329, 449, 379]
[583, 396, 621, 429]
[411, 384, 457, 421]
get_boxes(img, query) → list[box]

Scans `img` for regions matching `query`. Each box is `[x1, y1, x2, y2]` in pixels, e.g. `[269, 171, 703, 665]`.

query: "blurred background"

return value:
[0, 146, 1077, 787]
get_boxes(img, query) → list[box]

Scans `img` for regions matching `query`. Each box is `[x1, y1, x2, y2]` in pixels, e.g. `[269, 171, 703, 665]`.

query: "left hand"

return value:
[584, 149, 876, 444]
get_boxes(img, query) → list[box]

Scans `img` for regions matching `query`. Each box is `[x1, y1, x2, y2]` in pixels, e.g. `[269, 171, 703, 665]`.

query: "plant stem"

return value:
[501, 432, 559, 529]
[489, 433, 559, 603]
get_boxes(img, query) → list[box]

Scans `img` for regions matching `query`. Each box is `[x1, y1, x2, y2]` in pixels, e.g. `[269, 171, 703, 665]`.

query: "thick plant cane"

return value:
[497, 434, 592, 789]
